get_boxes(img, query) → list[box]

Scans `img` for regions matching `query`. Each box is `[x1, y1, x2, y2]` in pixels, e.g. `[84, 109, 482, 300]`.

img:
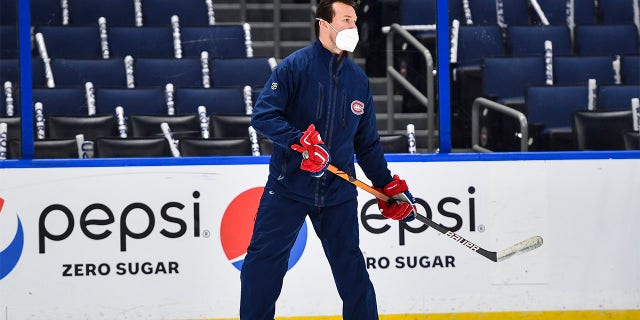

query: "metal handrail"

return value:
[385, 23, 435, 152]
[471, 97, 529, 152]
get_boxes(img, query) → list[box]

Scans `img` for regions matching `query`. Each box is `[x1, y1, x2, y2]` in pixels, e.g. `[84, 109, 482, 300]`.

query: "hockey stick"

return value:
[327, 164, 543, 262]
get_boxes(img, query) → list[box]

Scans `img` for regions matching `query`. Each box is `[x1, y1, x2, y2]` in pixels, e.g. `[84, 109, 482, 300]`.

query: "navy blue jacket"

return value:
[251, 40, 392, 207]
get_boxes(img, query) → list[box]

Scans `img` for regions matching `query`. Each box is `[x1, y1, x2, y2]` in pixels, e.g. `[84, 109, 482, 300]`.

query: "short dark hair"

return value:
[314, 0, 357, 38]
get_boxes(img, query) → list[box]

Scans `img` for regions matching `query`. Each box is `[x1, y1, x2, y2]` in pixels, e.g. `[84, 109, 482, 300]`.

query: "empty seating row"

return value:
[448, 0, 640, 26]
[2, 0, 217, 27]
[453, 24, 639, 67]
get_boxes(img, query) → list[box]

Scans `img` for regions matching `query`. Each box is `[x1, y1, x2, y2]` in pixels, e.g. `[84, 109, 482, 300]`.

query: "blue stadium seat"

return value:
[141, 0, 210, 26]
[575, 25, 639, 56]
[33, 88, 87, 116]
[108, 27, 174, 58]
[31, 0, 63, 26]
[0, 26, 18, 58]
[597, 85, 640, 110]
[36, 26, 102, 59]
[95, 87, 166, 115]
[456, 25, 506, 67]
[598, 0, 638, 25]
[0, 0, 17, 25]
[572, 110, 634, 150]
[175, 88, 245, 115]
[553, 56, 616, 85]
[482, 57, 546, 105]
[622, 56, 639, 85]
[0, 59, 19, 84]
[211, 57, 272, 88]
[51, 59, 127, 87]
[467, 0, 530, 25]
[535, 0, 596, 25]
[181, 25, 247, 58]
[401, 0, 435, 25]
[68, 0, 136, 26]
[525, 85, 589, 150]
[134, 58, 203, 87]
[507, 26, 572, 56]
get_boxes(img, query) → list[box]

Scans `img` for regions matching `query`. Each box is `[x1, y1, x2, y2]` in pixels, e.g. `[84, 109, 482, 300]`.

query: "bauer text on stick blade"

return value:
[326, 164, 543, 262]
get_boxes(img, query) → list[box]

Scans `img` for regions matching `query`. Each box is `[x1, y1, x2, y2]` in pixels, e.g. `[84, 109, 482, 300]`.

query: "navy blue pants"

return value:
[240, 187, 378, 319]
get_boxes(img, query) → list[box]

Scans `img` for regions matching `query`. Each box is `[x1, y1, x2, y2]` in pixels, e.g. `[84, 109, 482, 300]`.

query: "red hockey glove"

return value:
[375, 175, 416, 222]
[291, 124, 331, 177]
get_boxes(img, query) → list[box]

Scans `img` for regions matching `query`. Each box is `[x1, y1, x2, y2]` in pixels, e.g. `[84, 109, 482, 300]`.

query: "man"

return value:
[240, 0, 416, 318]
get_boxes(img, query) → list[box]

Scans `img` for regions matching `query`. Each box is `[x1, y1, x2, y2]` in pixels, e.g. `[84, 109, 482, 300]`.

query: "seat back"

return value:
[175, 88, 245, 115]
[507, 25, 572, 56]
[47, 114, 118, 140]
[467, 0, 530, 25]
[575, 25, 639, 56]
[95, 88, 166, 115]
[8, 138, 79, 159]
[456, 26, 506, 67]
[211, 57, 273, 88]
[51, 59, 127, 87]
[36, 26, 101, 58]
[572, 110, 634, 150]
[68, 0, 136, 26]
[598, 0, 637, 24]
[526, 85, 588, 128]
[134, 58, 202, 87]
[94, 137, 171, 158]
[0, 26, 18, 58]
[482, 57, 546, 100]
[129, 114, 200, 139]
[210, 114, 251, 138]
[108, 27, 174, 58]
[379, 134, 408, 153]
[597, 85, 640, 110]
[401, 0, 436, 25]
[553, 56, 615, 85]
[0, 59, 19, 84]
[535, 0, 596, 25]
[0, 116, 20, 140]
[141, 0, 210, 26]
[181, 25, 247, 58]
[31, 0, 64, 26]
[33, 88, 87, 116]
[178, 137, 252, 156]
[622, 56, 639, 85]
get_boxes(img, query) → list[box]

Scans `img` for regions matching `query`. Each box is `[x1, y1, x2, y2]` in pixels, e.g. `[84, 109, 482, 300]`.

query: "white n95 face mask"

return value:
[317, 18, 359, 52]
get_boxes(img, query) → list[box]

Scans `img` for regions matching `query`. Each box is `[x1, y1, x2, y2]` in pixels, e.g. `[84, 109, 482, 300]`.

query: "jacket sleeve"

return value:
[353, 85, 393, 188]
[250, 62, 302, 149]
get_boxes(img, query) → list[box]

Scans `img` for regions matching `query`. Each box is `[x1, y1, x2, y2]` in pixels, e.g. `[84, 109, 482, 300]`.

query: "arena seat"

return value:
[210, 57, 273, 88]
[553, 56, 616, 85]
[622, 56, 639, 85]
[50, 59, 127, 87]
[175, 88, 245, 115]
[95, 87, 166, 115]
[108, 27, 175, 58]
[210, 114, 251, 138]
[181, 25, 248, 58]
[574, 25, 639, 56]
[482, 57, 546, 106]
[525, 85, 589, 150]
[466, 0, 530, 25]
[33, 88, 87, 116]
[47, 114, 118, 140]
[572, 110, 634, 150]
[31, 0, 63, 26]
[0, 116, 21, 140]
[507, 25, 572, 57]
[129, 114, 200, 139]
[178, 137, 252, 156]
[0, 26, 18, 58]
[0, 59, 19, 84]
[379, 134, 409, 153]
[94, 137, 171, 158]
[8, 138, 79, 159]
[535, 0, 596, 25]
[455, 25, 506, 67]
[140, 0, 210, 26]
[134, 58, 203, 88]
[597, 85, 640, 110]
[36, 26, 102, 59]
[598, 0, 638, 25]
[68, 0, 136, 26]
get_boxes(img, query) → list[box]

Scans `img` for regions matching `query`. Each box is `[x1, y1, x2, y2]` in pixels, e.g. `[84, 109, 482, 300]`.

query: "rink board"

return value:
[0, 158, 639, 319]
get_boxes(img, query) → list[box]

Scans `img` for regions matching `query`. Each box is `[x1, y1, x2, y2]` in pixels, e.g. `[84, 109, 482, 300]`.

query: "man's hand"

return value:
[376, 175, 416, 222]
[291, 124, 331, 177]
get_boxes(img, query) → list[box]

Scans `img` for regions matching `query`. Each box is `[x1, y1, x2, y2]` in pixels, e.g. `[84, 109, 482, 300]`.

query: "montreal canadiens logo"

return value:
[220, 187, 307, 271]
[0, 197, 24, 280]
[351, 100, 364, 115]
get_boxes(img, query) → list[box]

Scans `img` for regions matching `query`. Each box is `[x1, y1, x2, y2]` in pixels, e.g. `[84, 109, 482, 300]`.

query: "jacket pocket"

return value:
[315, 82, 325, 120]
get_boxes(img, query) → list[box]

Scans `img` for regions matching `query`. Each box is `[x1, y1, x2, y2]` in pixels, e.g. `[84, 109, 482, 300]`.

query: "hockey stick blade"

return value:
[327, 164, 543, 262]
